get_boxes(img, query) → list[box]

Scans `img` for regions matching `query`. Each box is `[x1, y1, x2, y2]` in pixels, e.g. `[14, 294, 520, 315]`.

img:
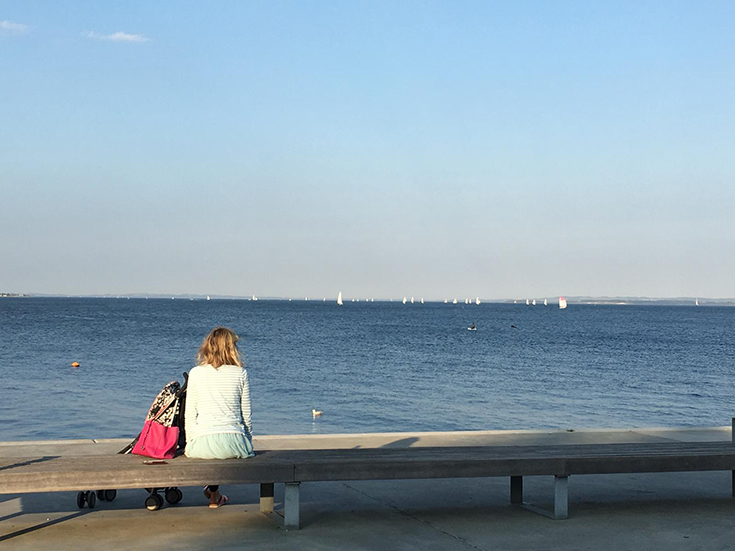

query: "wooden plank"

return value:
[0, 453, 295, 494]
[2, 442, 735, 495]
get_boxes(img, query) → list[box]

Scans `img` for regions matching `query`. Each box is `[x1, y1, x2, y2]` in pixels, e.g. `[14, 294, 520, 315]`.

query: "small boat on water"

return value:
[206, 295, 210, 301]
[559, 296, 567, 309]
[532, 299, 536, 306]
[544, 299, 547, 306]
[526, 299, 530, 306]
[453, 298, 458, 304]
[252, 295, 258, 301]
[403, 297, 407, 304]
[337, 291, 343, 306]
[475, 297, 481, 305]
[695, 298, 699, 306]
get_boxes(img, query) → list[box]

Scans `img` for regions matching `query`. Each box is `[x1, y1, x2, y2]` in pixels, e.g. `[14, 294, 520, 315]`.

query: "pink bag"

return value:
[131, 420, 180, 459]
[131, 392, 181, 459]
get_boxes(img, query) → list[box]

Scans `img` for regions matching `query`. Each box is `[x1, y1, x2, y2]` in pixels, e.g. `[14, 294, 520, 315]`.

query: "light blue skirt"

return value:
[185, 432, 254, 460]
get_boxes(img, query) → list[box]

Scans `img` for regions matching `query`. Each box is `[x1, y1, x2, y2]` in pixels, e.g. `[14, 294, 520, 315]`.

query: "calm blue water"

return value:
[0, 298, 733, 441]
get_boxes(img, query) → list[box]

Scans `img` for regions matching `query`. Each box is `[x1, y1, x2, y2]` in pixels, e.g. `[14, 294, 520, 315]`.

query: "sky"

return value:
[1, 1, 733, 299]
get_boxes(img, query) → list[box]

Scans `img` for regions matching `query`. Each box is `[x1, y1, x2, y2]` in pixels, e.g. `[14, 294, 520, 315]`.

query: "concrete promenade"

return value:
[1, 427, 734, 550]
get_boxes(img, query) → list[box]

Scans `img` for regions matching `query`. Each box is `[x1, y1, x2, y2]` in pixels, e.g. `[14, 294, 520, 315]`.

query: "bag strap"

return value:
[151, 394, 179, 422]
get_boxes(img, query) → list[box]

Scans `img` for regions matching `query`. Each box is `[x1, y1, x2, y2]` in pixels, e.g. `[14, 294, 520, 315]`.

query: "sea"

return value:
[0, 298, 733, 442]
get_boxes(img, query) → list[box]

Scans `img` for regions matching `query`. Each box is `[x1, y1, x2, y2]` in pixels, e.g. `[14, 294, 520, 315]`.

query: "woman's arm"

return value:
[240, 369, 253, 437]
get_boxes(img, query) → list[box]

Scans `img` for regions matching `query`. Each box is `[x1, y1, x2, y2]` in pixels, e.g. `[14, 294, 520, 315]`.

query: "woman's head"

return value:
[197, 327, 242, 368]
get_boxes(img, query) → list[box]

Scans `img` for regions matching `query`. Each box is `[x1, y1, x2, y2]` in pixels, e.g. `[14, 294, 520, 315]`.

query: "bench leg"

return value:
[510, 476, 523, 504]
[260, 483, 274, 514]
[515, 475, 569, 520]
[554, 475, 568, 520]
[284, 482, 300, 530]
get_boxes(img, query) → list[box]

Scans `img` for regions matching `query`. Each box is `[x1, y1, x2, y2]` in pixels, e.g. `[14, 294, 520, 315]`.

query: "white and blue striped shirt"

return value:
[184, 364, 253, 441]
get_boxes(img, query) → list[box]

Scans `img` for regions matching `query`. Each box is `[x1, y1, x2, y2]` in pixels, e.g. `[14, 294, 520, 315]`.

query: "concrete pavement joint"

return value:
[341, 482, 488, 551]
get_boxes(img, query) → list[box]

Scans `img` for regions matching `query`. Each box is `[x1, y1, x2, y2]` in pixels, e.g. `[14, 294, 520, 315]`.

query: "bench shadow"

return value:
[0, 510, 89, 542]
[380, 437, 419, 449]
[350, 437, 420, 450]
[0, 456, 58, 472]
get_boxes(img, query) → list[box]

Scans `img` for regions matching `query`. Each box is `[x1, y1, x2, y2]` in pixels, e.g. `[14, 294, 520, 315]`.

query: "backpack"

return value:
[120, 373, 188, 457]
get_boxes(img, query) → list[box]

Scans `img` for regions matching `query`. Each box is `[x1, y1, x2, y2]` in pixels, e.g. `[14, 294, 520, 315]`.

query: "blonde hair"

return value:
[197, 327, 242, 368]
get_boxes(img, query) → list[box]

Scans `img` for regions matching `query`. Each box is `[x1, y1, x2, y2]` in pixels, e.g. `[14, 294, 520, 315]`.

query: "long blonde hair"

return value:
[197, 327, 242, 368]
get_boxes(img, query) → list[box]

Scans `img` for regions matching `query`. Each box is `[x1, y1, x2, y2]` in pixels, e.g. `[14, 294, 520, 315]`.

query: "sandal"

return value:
[209, 494, 229, 509]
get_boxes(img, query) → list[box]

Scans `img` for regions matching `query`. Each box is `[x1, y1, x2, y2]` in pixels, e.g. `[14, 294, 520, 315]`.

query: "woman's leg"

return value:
[203, 485, 219, 502]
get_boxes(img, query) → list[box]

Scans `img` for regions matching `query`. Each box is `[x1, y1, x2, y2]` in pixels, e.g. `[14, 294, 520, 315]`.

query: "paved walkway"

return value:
[1, 427, 734, 550]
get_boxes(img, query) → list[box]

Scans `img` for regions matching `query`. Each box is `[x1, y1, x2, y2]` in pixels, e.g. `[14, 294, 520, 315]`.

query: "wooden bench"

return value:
[3, 438, 735, 529]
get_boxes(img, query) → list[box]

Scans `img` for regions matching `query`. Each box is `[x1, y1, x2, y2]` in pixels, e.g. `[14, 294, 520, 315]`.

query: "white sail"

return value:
[411, 297, 414, 304]
[337, 291, 343, 306]
[252, 295, 258, 301]
[475, 297, 480, 305]
[444, 299, 448, 304]
[402, 297, 407, 304]
[453, 298, 458, 304]
[695, 298, 699, 306]
[544, 299, 547, 306]
[420, 298, 424, 304]
[206, 295, 210, 301]
[526, 299, 529, 305]
[532, 299, 536, 306]
[559, 296, 567, 309]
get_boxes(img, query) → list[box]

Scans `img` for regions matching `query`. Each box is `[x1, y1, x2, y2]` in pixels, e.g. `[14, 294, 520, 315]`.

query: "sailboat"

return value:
[252, 295, 258, 301]
[695, 298, 699, 306]
[559, 296, 567, 309]
[475, 297, 481, 305]
[532, 299, 536, 306]
[337, 291, 343, 306]
[206, 295, 211, 301]
[420, 298, 424, 304]
[526, 299, 530, 306]
[453, 298, 458, 304]
[411, 297, 414, 304]
[402, 297, 407, 304]
[544, 299, 547, 306]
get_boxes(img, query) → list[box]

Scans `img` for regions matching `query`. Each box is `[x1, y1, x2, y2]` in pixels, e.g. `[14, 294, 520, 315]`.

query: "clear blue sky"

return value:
[2, 1, 733, 298]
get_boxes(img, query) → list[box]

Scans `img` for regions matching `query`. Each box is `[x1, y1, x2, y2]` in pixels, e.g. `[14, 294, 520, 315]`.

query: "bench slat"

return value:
[2, 442, 734, 494]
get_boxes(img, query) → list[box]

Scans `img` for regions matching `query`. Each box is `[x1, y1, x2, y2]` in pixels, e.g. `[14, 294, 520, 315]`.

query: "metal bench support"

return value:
[260, 482, 274, 513]
[515, 475, 569, 520]
[510, 476, 523, 504]
[284, 482, 300, 530]
[731, 418, 735, 497]
[554, 475, 568, 519]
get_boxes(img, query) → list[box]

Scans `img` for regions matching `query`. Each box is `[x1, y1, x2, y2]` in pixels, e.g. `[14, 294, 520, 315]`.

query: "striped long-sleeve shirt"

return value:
[184, 363, 253, 442]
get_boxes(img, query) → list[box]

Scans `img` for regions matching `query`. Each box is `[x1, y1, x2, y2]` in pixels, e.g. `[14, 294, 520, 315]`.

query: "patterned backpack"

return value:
[120, 374, 188, 456]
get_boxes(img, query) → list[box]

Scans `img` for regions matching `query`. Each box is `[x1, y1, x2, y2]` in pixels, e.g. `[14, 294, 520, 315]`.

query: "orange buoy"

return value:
[71, 362, 80, 368]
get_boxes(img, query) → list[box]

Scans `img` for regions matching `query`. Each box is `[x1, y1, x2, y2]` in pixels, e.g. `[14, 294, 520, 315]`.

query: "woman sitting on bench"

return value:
[185, 326, 255, 508]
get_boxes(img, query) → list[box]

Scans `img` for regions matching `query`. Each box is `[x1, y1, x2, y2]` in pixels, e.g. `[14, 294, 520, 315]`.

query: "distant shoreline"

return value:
[2, 294, 734, 306]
